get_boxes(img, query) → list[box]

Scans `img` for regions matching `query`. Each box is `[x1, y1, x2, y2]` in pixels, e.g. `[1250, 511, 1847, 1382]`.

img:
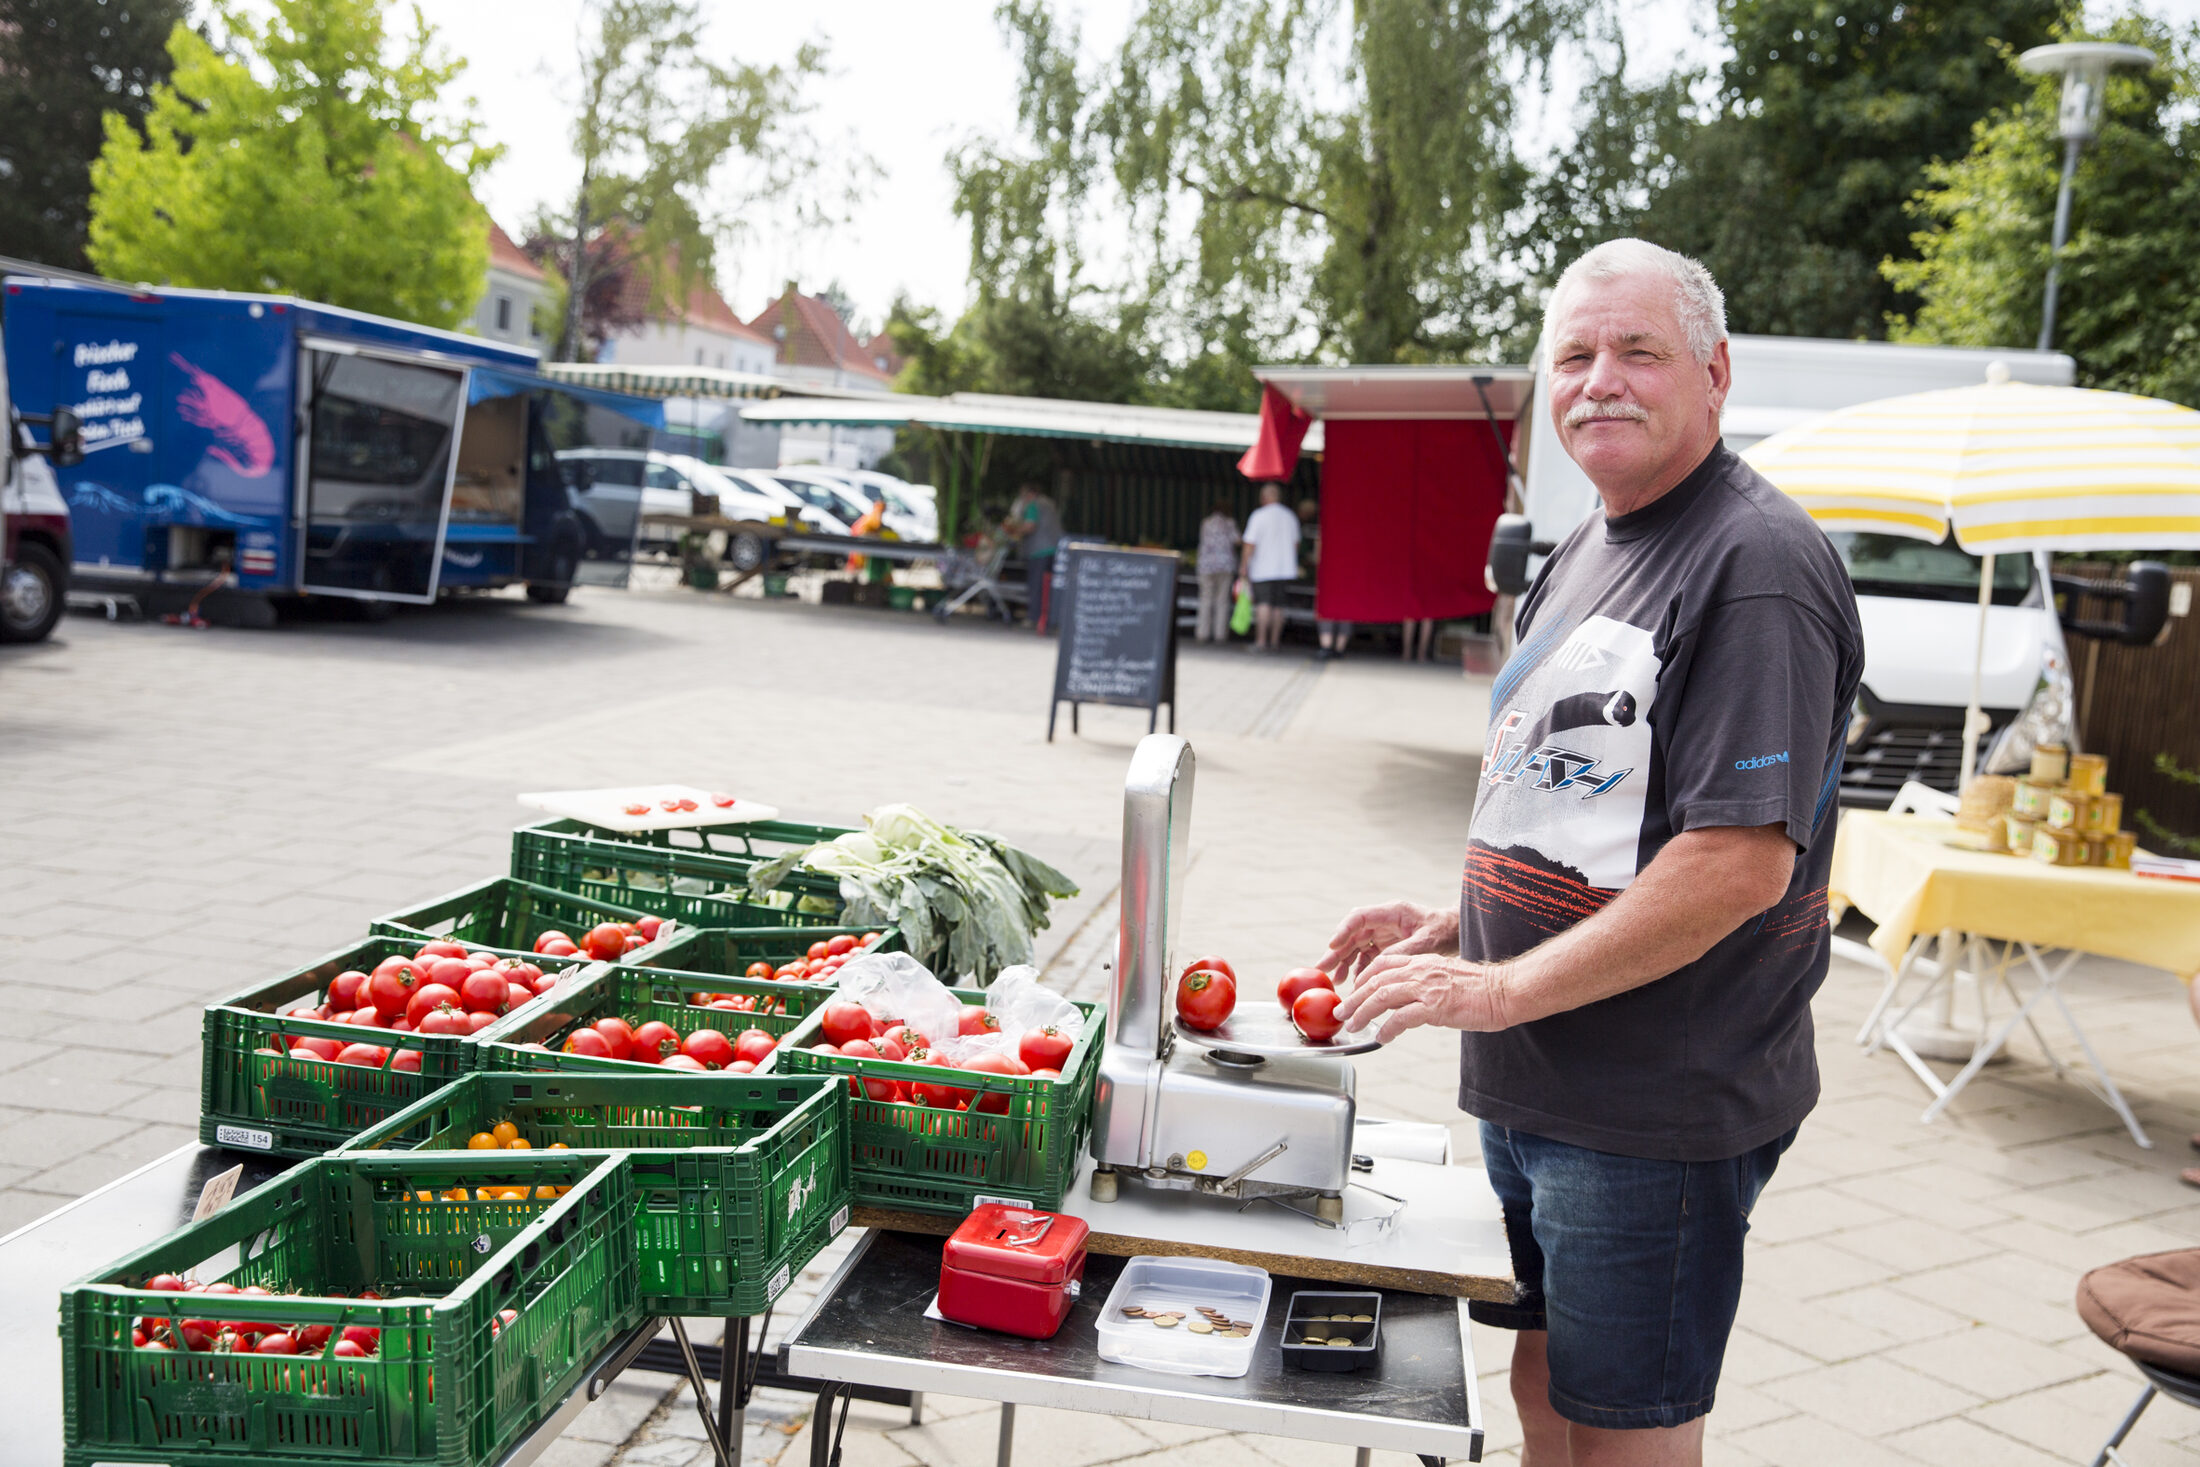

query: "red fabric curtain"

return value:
[1314, 418, 1510, 622]
[1237, 383, 1313, 482]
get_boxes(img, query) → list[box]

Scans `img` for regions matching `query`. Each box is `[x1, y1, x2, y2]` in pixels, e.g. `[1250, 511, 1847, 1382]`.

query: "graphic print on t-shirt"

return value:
[1472, 612, 1661, 897]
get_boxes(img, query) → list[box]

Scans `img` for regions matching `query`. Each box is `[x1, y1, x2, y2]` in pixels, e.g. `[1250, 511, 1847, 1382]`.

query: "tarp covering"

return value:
[1238, 383, 1314, 481]
[1315, 418, 1510, 622]
[468, 365, 667, 429]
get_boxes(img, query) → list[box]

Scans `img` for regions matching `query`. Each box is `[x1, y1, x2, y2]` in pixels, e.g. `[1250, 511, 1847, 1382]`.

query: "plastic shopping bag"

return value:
[1229, 581, 1254, 636]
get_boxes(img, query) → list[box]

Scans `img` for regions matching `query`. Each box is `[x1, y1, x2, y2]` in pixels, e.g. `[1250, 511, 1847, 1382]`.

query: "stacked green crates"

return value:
[338, 1072, 851, 1315]
[641, 923, 901, 976]
[472, 963, 825, 1075]
[370, 878, 673, 958]
[61, 1151, 640, 1467]
[199, 935, 600, 1158]
[507, 818, 851, 927]
[772, 992, 1106, 1215]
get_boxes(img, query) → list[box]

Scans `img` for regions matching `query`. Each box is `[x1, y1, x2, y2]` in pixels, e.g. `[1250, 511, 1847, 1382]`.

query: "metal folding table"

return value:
[779, 1229, 1484, 1467]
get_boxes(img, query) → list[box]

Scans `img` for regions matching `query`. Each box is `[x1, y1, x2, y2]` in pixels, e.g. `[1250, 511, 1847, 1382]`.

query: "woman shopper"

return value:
[1195, 500, 1241, 642]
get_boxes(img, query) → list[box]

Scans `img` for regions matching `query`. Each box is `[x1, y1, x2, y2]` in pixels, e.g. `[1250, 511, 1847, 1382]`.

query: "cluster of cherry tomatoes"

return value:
[740, 931, 886, 985]
[130, 1276, 400, 1357]
[533, 917, 668, 962]
[261, 939, 591, 1073]
[805, 1001, 1075, 1111]
[1174, 956, 1344, 1043]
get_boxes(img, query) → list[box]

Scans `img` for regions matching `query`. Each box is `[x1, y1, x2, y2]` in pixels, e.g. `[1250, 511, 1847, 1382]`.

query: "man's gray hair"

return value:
[1544, 239, 1728, 364]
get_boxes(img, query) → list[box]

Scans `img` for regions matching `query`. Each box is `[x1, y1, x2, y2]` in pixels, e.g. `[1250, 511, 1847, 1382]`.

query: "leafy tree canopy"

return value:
[1887, 12, 2200, 407]
[86, 0, 494, 327]
[0, 0, 188, 272]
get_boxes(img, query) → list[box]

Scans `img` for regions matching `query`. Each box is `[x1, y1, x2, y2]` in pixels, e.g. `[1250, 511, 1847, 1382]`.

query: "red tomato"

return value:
[422, 957, 471, 990]
[624, 802, 650, 817]
[504, 981, 534, 1011]
[540, 938, 580, 958]
[533, 930, 572, 955]
[255, 1332, 299, 1355]
[461, 1013, 496, 1036]
[911, 1068, 974, 1110]
[744, 962, 773, 980]
[147, 1274, 188, 1293]
[839, 1039, 882, 1062]
[366, 957, 423, 1019]
[336, 1042, 389, 1068]
[327, 970, 368, 1010]
[1018, 1027, 1073, 1072]
[1276, 967, 1334, 1010]
[415, 1006, 468, 1037]
[1292, 988, 1344, 1043]
[456, 970, 509, 1013]
[1175, 969, 1235, 1031]
[729, 1059, 756, 1073]
[563, 1028, 613, 1059]
[659, 1053, 705, 1071]
[826, 934, 857, 957]
[966, 1052, 1030, 1113]
[873, 1034, 906, 1062]
[529, 970, 561, 996]
[806, 941, 830, 962]
[465, 951, 499, 969]
[347, 1007, 388, 1028]
[340, 1325, 379, 1353]
[712, 792, 737, 807]
[882, 1024, 923, 1053]
[333, 1338, 368, 1358]
[632, 1020, 681, 1062]
[957, 1008, 1001, 1038]
[660, 798, 680, 811]
[682, 1028, 734, 1070]
[622, 933, 648, 953]
[635, 916, 664, 941]
[404, 983, 462, 1027]
[1182, 955, 1237, 984]
[390, 1018, 415, 1033]
[291, 1036, 343, 1062]
[592, 1018, 637, 1060]
[1029, 1067, 1061, 1080]
[582, 924, 630, 962]
[733, 1028, 777, 1065]
[819, 1002, 877, 1047]
[416, 940, 468, 962]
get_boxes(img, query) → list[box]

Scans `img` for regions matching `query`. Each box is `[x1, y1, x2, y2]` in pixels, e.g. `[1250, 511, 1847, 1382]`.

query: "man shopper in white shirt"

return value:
[1238, 482, 1301, 652]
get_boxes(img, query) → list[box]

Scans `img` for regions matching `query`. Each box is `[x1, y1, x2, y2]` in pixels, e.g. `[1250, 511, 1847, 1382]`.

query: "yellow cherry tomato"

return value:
[548, 1142, 568, 1150]
[467, 1132, 498, 1151]
[491, 1121, 519, 1144]
[442, 1187, 470, 1201]
[504, 1137, 531, 1151]
[534, 1185, 559, 1199]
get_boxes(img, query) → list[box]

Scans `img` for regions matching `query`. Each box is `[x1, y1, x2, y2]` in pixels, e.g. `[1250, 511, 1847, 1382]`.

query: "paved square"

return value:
[5, 585, 2200, 1465]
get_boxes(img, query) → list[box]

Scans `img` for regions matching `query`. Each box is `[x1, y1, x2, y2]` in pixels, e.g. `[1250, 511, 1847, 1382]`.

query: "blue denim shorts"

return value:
[1470, 1121, 1796, 1430]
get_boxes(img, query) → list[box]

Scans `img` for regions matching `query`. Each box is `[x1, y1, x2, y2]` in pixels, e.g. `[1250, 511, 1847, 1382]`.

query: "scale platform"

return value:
[1174, 1005, 1382, 1060]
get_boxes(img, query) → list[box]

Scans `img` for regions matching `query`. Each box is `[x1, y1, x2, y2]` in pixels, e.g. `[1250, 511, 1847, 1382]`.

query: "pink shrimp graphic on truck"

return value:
[170, 352, 275, 477]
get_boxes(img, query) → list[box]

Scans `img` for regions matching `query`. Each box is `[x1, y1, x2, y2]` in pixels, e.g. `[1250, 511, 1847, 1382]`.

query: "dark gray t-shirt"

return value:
[1458, 443, 1863, 1162]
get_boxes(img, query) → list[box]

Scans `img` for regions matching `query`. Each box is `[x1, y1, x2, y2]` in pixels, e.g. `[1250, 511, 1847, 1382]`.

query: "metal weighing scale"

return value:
[1090, 735, 1380, 1224]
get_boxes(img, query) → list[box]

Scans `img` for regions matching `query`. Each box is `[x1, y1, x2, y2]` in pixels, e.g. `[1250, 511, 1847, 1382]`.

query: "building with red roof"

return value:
[472, 218, 549, 355]
[744, 283, 898, 391]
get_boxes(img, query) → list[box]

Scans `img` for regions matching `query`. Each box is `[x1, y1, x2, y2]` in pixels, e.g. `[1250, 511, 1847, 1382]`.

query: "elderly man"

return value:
[1324, 239, 1862, 1467]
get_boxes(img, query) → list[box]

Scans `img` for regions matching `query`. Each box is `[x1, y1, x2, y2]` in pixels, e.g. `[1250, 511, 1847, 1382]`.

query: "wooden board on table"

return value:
[517, 784, 780, 834]
[853, 1153, 1517, 1303]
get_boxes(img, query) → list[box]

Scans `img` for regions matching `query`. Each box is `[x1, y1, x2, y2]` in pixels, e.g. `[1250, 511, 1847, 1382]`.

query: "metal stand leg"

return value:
[809, 1384, 842, 1467]
[720, 1316, 749, 1467]
[1354, 1449, 1372, 1467]
[908, 1392, 924, 1426]
[2091, 1382, 2157, 1467]
[996, 1402, 1016, 1467]
[668, 1317, 733, 1466]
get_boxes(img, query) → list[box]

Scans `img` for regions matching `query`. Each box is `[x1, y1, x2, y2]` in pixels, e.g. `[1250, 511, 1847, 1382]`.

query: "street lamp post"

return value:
[2017, 42, 2156, 352]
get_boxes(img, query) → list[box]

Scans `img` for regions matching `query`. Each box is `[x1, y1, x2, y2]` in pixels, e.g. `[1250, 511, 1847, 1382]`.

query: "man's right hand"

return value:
[1318, 901, 1459, 983]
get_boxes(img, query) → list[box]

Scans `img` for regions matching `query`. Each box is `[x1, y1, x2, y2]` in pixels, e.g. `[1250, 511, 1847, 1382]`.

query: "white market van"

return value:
[1505, 335, 2129, 807]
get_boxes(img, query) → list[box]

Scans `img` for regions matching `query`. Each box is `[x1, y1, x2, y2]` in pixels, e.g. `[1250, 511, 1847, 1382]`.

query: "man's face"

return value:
[1546, 271, 1730, 504]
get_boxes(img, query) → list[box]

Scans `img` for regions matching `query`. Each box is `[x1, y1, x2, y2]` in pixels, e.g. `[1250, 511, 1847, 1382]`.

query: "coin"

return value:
[1224, 1328, 1249, 1338]
[1188, 1319, 1214, 1334]
[1352, 1314, 1373, 1323]
[1327, 1337, 1353, 1348]
[1302, 1329, 1327, 1341]
[1329, 1313, 1355, 1322]
[1122, 1307, 1148, 1318]
[1153, 1316, 1179, 1329]
[1300, 1335, 1326, 1346]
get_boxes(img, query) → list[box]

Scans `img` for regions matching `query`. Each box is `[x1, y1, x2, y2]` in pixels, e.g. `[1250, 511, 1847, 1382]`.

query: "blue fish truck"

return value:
[1, 276, 664, 622]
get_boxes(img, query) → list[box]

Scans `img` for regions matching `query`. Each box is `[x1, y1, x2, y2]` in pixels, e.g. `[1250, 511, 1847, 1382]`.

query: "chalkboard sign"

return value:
[1048, 544, 1180, 741]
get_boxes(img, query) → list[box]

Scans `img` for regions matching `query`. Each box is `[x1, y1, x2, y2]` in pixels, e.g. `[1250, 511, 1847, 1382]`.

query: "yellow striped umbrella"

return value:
[1742, 377, 2200, 552]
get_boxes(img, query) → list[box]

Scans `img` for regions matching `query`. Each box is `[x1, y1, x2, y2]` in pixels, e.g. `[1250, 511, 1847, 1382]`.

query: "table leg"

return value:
[1354, 1449, 1372, 1467]
[1846, 934, 1914, 1048]
[996, 1402, 1016, 1467]
[2023, 942, 2152, 1149]
[668, 1317, 733, 1467]
[908, 1392, 925, 1426]
[722, 1316, 749, 1467]
[811, 1385, 843, 1467]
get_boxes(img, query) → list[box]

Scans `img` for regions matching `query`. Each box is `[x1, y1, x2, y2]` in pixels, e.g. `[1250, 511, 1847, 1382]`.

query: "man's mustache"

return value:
[1564, 401, 1650, 427]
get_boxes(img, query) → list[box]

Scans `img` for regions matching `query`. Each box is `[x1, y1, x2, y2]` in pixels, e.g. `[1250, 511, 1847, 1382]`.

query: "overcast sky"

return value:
[411, 0, 2199, 334]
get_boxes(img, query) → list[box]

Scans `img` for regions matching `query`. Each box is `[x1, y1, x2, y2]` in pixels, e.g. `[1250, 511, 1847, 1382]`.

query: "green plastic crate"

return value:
[337, 1072, 851, 1315]
[61, 1151, 640, 1467]
[472, 962, 828, 1078]
[640, 923, 902, 976]
[508, 817, 851, 926]
[772, 993, 1106, 1215]
[200, 935, 600, 1159]
[369, 878, 676, 961]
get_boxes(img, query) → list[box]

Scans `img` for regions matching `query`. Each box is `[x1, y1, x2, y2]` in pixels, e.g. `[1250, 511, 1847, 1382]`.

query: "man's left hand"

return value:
[1337, 951, 1512, 1042]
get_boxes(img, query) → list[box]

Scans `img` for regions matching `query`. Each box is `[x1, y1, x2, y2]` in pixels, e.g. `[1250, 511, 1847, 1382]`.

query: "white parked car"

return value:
[796, 466, 939, 542]
[757, 468, 886, 537]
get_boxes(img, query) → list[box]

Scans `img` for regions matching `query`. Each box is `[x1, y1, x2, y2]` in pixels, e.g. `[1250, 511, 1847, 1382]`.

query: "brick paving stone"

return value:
[1744, 1183, 1898, 1245]
[1756, 1355, 1981, 1436]
[1727, 1415, 1922, 1467]
[1883, 1416, 2069, 1467]
[1883, 1324, 2094, 1401]
[1749, 1238, 1902, 1298]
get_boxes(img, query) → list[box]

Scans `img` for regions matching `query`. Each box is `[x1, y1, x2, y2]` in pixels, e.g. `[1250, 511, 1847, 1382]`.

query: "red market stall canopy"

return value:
[1250, 365, 1533, 624]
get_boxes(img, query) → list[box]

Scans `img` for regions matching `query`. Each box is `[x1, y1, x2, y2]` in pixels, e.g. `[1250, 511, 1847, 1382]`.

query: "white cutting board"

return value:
[517, 784, 782, 834]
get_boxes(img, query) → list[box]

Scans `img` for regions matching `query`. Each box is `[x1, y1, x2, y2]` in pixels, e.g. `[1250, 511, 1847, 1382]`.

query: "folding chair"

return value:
[932, 543, 1011, 622]
[2079, 1249, 2200, 1466]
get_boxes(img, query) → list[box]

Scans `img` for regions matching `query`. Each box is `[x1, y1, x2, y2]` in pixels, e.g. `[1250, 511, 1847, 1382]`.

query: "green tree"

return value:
[85, 0, 493, 326]
[955, 0, 1594, 385]
[1635, 0, 2068, 338]
[0, 0, 188, 272]
[1887, 14, 2200, 407]
[535, 0, 835, 362]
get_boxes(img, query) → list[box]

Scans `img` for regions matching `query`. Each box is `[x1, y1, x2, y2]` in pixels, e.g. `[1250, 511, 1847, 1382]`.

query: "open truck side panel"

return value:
[0, 278, 603, 608]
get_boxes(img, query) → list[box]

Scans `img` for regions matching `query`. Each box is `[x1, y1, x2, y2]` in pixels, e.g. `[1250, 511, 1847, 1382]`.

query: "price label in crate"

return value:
[192, 1165, 244, 1222]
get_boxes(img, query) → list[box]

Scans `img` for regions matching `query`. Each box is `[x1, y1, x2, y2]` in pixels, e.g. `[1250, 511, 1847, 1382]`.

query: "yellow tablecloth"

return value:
[1828, 811, 2200, 981]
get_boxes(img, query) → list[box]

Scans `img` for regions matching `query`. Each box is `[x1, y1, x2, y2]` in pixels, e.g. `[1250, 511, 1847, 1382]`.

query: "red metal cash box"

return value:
[938, 1204, 1091, 1339]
